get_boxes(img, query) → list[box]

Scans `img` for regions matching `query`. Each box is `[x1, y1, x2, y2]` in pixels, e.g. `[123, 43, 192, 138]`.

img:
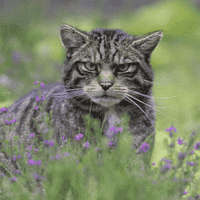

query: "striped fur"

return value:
[0, 24, 163, 175]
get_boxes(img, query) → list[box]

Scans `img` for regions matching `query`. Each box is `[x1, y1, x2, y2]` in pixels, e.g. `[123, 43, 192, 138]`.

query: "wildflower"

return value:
[34, 149, 39, 152]
[173, 127, 177, 132]
[160, 164, 171, 173]
[109, 127, 118, 133]
[161, 158, 172, 164]
[18, 155, 21, 159]
[33, 173, 40, 180]
[1, 174, 4, 177]
[182, 190, 188, 195]
[95, 147, 99, 151]
[35, 96, 40, 101]
[9, 177, 18, 183]
[108, 142, 113, 146]
[36, 160, 42, 166]
[6, 115, 9, 118]
[190, 131, 196, 137]
[4, 119, 16, 124]
[13, 155, 17, 161]
[152, 162, 156, 165]
[63, 152, 70, 157]
[118, 127, 123, 132]
[191, 150, 194, 154]
[0, 108, 8, 112]
[174, 177, 178, 182]
[166, 126, 173, 131]
[43, 129, 48, 133]
[194, 142, 200, 150]
[14, 170, 22, 175]
[177, 137, 184, 145]
[34, 81, 39, 85]
[75, 134, 84, 140]
[41, 82, 45, 88]
[43, 140, 55, 147]
[170, 142, 174, 148]
[35, 106, 38, 110]
[41, 96, 45, 100]
[55, 154, 61, 159]
[28, 145, 32, 150]
[187, 162, 195, 166]
[28, 133, 35, 140]
[28, 159, 36, 165]
[178, 152, 187, 161]
[138, 143, 150, 153]
[82, 141, 90, 148]
[50, 156, 55, 161]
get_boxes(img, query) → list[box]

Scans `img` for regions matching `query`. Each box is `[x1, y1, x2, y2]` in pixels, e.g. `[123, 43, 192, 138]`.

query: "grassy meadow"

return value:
[0, 0, 200, 199]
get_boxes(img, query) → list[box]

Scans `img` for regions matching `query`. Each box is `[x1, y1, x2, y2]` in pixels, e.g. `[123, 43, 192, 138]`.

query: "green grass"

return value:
[0, 0, 200, 199]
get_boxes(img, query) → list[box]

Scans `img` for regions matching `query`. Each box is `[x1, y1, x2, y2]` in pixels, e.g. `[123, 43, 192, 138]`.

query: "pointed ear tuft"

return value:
[132, 31, 163, 56]
[59, 24, 89, 55]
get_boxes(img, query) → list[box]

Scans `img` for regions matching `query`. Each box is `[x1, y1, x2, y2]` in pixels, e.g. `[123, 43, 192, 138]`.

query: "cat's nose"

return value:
[100, 81, 113, 91]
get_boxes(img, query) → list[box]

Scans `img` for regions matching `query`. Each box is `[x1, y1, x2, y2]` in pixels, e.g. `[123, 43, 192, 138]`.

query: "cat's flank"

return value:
[0, 24, 162, 175]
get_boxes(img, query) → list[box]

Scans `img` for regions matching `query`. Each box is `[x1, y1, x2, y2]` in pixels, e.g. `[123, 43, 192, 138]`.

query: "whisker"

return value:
[126, 93, 177, 122]
[125, 96, 154, 125]
[128, 88, 179, 100]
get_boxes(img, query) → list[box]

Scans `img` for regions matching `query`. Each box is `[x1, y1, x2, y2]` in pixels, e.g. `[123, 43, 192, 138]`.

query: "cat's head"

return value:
[60, 24, 162, 109]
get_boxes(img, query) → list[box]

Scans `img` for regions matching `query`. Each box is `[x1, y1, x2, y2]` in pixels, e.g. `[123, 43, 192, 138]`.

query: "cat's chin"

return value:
[91, 97, 121, 108]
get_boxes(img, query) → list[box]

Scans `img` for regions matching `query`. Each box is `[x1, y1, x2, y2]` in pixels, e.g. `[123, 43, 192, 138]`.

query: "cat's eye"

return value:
[118, 64, 130, 72]
[117, 63, 137, 74]
[84, 62, 97, 71]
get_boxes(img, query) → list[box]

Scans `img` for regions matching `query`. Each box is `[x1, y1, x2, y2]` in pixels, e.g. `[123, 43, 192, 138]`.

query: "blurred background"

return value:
[0, 0, 200, 164]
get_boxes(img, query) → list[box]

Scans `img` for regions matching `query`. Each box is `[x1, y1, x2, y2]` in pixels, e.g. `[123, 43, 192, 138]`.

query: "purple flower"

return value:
[182, 190, 188, 195]
[43, 140, 55, 147]
[173, 127, 177, 132]
[0, 108, 8, 112]
[178, 152, 186, 161]
[161, 158, 172, 164]
[13, 155, 17, 161]
[118, 127, 123, 132]
[41, 83, 45, 88]
[43, 129, 49, 133]
[27, 153, 32, 158]
[1, 174, 4, 177]
[35, 96, 40, 101]
[4, 118, 17, 125]
[29, 133, 35, 138]
[177, 137, 184, 145]
[34, 148, 39, 152]
[82, 141, 90, 148]
[160, 164, 171, 173]
[75, 134, 84, 140]
[28, 159, 35, 165]
[28, 145, 32, 150]
[152, 162, 156, 165]
[9, 177, 18, 182]
[18, 155, 21, 159]
[41, 96, 45, 100]
[63, 152, 70, 157]
[35, 106, 38, 110]
[194, 142, 200, 150]
[166, 126, 173, 131]
[34, 81, 39, 85]
[36, 160, 42, 166]
[55, 154, 61, 159]
[108, 142, 112, 146]
[138, 143, 150, 153]
[191, 150, 194, 154]
[190, 131, 196, 137]
[6, 115, 9, 118]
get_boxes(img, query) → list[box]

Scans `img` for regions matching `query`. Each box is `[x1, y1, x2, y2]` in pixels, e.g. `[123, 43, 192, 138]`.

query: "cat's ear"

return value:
[132, 31, 163, 62]
[60, 24, 89, 54]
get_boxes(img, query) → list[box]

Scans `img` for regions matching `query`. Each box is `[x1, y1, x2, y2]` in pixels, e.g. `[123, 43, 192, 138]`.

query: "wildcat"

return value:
[0, 24, 163, 175]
